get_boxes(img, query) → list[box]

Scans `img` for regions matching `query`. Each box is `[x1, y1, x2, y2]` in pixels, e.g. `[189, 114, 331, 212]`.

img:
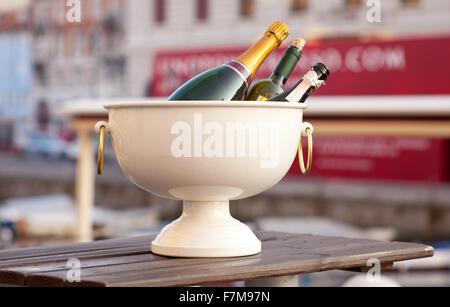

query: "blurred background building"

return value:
[0, 0, 127, 150]
[127, 0, 450, 97]
[32, 0, 127, 108]
[0, 0, 449, 286]
[0, 1, 32, 151]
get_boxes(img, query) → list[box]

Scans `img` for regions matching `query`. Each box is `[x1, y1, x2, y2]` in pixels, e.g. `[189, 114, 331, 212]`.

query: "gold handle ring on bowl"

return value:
[95, 121, 109, 175]
[299, 125, 313, 175]
[97, 125, 105, 175]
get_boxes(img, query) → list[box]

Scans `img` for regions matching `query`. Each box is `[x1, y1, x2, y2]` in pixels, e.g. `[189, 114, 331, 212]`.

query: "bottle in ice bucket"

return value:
[245, 37, 306, 101]
[269, 62, 330, 103]
[168, 22, 290, 101]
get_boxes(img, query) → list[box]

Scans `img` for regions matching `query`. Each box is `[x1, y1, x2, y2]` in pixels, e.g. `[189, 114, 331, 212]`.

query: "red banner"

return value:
[288, 137, 449, 183]
[151, 36, 450, 183]
[152, 36, 450, 96]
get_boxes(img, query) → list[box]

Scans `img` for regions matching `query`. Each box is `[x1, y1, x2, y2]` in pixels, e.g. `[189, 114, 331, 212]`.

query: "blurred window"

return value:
[75, 65, 82, 84]
[74, 30, 83, 58]
[85, 30, 92, 56]
[292, 0, 308, 11]
[346, 0, 362, 7]
[402, 0, 420, 7]
[92, 0, 102, 21]
[117, 0, 126, 22]
[155, 0, 166, 24]
[65, 30, 73, 58]
[240, 0, 254, 17]
[56, 31, 64, 58]
[90, 29, 101, 54]
[54, 66, 64, 86]
[16, 9, 28, 24]
[34, 0, 50, 26]
[34, 62, 47, 85]
[110, 0, 121, 13]
[36, 33, 49, 57]
[0, 123, 13, 148]
[54, 0, 66, 23]
[196, 0, 208, 21]
[3, 93, 9, 113]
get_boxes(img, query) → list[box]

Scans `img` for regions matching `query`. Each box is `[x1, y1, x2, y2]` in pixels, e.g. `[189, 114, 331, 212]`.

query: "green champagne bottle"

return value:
[246, 37, 306, 101]
[269, 63, 330, 103]
[168, 22, 289, 101]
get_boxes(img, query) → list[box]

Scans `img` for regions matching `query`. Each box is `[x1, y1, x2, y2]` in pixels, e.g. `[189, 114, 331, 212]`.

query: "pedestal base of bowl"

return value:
[151, 200, 261, 258]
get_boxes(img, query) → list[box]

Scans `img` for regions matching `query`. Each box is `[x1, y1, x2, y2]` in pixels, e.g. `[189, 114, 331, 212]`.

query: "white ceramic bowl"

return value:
[96, 101, 309, 257]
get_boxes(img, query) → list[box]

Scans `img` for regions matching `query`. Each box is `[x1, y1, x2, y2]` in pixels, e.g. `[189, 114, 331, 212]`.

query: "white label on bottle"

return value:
[285, 70, 318, 103]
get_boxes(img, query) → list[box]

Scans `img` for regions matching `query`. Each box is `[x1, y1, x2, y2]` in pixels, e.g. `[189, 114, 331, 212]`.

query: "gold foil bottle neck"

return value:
[293, 37, 306, 50]
[236, 22, 290, 78]
[266, 21, 290, 44]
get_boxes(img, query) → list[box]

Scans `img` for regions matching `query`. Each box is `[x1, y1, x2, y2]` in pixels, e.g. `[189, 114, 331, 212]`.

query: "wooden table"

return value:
[0, 232, 434, 287]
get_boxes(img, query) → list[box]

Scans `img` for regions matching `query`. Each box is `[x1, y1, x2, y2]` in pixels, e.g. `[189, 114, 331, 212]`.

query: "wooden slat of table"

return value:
[0, 232, 298, 285]
[0, 232, 433, 287]
[26, 239, 350, 287]
[0, 233, 328, 286]
[68, 241, 429, 287]
[0, 232, 293, 269]
[0, 234, 154, 261]
[0, 245, 152, 268]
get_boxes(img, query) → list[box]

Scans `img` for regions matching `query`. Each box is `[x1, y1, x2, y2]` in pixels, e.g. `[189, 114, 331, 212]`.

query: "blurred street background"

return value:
[0, 0, 450, 286]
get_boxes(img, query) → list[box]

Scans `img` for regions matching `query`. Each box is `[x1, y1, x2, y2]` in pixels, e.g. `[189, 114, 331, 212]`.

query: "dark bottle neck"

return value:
[270, 45, 302, 87]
